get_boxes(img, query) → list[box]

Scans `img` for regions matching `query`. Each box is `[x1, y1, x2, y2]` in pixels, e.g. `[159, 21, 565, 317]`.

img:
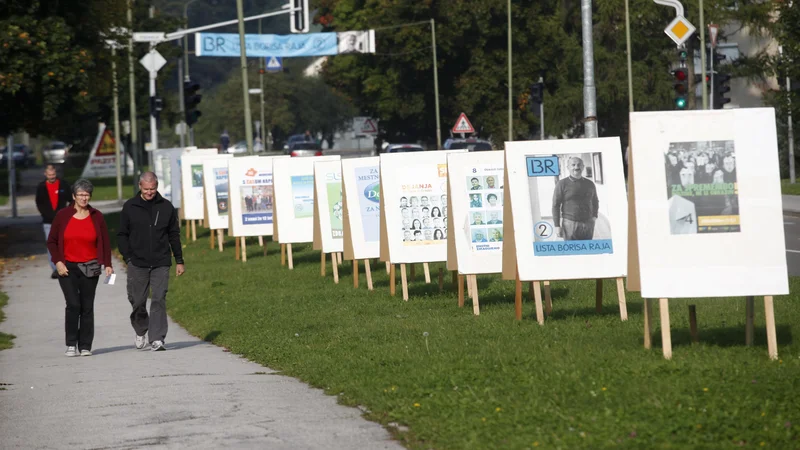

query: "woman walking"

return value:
[47, 179, 113, 357]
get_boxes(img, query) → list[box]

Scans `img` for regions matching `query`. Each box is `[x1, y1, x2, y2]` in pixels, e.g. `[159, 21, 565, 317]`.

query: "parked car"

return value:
[283, 133, 313, 150]
[43, 141, 70, 164]
[227, 140, 264, 154]
[382, 143, 425, 153]
[0, 144, 35, 168]
[443, 138, 493, 151]
[285, 141, 322, 157]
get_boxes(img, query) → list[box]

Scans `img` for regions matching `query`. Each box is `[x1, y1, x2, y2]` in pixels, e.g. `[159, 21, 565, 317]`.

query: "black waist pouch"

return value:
[77, 259, 101, 278]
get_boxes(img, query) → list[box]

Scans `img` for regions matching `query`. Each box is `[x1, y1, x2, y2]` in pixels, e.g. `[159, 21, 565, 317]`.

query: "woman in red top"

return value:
[46, 179, 113, 357]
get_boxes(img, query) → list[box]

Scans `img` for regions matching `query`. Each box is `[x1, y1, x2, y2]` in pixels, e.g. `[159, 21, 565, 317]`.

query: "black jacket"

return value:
[35, 178, 72, 224]
[117, 191, 184, 268]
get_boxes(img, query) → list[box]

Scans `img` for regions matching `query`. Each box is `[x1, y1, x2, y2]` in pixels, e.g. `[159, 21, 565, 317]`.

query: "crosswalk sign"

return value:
[452, 112, 475, 134]
[265, 56, 283, 72]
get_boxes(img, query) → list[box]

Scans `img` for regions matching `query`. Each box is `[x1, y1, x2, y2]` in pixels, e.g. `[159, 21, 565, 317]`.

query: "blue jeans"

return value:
[43, 223, 56, 271]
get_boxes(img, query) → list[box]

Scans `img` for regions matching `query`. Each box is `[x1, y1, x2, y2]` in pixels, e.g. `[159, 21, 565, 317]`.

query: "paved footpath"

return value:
[0, 218, 402, 450]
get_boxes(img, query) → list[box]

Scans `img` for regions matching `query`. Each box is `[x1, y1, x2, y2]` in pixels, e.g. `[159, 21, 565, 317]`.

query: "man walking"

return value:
[35, 165, 71, 279]
[117, 172, 185, 351]
[552, 156, 599, 241]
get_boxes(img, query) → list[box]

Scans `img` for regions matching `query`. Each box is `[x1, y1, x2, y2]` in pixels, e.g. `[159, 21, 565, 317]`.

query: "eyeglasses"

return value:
[75, 193, 91, 198]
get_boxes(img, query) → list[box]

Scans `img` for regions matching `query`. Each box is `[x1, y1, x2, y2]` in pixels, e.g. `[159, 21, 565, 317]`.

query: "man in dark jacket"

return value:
[118, 171, 185, 352]
[35, 165, 72, 279]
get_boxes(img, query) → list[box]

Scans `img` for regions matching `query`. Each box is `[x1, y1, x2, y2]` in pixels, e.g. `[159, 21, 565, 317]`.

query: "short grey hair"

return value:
[568, 156, 585, 167]
[139, 171, 158, 184]
[72, 179, 94, 196]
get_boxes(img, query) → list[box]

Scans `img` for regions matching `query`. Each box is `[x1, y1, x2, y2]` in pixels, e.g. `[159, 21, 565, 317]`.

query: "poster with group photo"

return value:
[227, 155, 288, 237]
[502, 138, 628, 282]
[629, 108, 788, 298]
[341, 157, 381, 261]
[313, 160, 344, 254]
[181, 153, 231, 221]
[447, 151, 505, 275]
[380, 150, 464, 264]
[273, 155, 341, 244]
[202, 155, 233, 230]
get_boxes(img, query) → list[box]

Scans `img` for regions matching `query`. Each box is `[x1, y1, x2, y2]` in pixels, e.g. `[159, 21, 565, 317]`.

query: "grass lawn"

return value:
[0, 195, 7, 206]
[781, 179, 800, 196]
[145, 223, 800, 449]
[0, 291, 15, 351]
[62, 167, 137, 202]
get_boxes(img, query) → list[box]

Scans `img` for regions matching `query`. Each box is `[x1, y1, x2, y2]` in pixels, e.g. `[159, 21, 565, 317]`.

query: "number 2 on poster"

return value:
[534, 221, 554, 240]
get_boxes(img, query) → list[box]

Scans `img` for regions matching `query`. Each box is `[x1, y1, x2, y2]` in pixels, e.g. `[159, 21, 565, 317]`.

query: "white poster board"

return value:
[273, 155, 341, 244]
[152, 147, 187, 204]
[379, 151, 462, 264]
[181, 153, 229, 221]
[312, 160, 344, 254]
[341, 157, 381, 260]
[81, 123, 134, 178]
[167, 148, 217, 209]
[227, 155, 289, 237]
[502, 138, 628, 282]
[202, 155, 233, 230]
[447, 151, 505, 275]
[629, 108, 788, 298]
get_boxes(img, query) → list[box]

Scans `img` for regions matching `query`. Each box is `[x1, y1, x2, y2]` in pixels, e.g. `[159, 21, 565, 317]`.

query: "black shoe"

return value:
[51, 270, 58, 279]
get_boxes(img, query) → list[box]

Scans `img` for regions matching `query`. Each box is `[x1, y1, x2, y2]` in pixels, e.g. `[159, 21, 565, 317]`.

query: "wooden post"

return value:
[320, 252, 326, 277]
[745, 296, 755, 347]
[659, 298, 672, 360]
[332, 253, 339, 284]
[514, 269, 523, 321]
[258, 236, 264, 247]
[438, 268, 444, 293]
[643, 298, 653, 350]
[385, 261, 390, 274]
[241, 237, 247, 262]
[185, 219, 190, 240]
[262, 237, 268, 256]
[410, 264, 416, 283]
[688, 305, 699, 344]
[191, 220, 197, 241]
[423, 263, 431, 284]
[616, 278, 628, 321]
[457, 274, 465, 308]
[338, 253, 343, 265]
[235, 236, 241, 261]
[543, 281, 552, 316]
[280, 244, 286, 266]
[466, 273, 473, 298]
[452, 270, 457, 287]
[595, 279, 603, 313]
[353, 260, 359, 288]
[764, 296, 778, 360]
[389, 264, 396, 296]
[210, 229, 215, 250]
[533, 281, 544, 325]
[470, 275, 480, 316]
[287, 244, 294, 269]
[365, 259, 374, 291]
[400, 264, 409, 301]
[217, 230, 224, 252]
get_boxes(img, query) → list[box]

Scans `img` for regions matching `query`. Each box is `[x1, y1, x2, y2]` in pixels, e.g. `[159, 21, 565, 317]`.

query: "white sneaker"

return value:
[65, 346, 78, 357]
[80, 349, 92, 357]
[151, 340, 166, 352]
[135, 334, 147, 349]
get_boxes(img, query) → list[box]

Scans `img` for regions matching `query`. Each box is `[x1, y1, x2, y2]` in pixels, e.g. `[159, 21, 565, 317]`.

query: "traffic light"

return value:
[672, 48, 688, 110]
[290, 0, 309, 33]
[712, 73, 731, 109]
[528, 81, 544, 117]
[149, 96, 163, 126]
[184, 81, 202, 127]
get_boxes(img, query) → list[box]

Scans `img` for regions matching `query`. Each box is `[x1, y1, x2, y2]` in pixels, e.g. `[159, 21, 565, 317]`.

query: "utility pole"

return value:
[539, 76, 545, 140]
[127, 0, 139, 178]
[624, 0, 634, 112]
[581, 0, 599, 138]
[780, 45, 796, 183]
[699, 0, 708, 109]
[259, 18, 266, 148]
[112, 46, 123, 200]
[235, 0, 254, 155]
[507, 0, 513, 142]
[6, 134, 16, 218]
[178, 52, 186, 148]
[431, 19, 442, 149]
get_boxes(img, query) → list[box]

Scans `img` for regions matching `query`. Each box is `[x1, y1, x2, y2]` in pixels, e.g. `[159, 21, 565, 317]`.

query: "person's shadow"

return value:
[92, 340, 210, 355]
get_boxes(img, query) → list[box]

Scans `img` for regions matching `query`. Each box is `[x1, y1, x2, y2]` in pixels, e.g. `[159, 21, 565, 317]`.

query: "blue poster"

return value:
[355, 166, 380, 242]
[291, 175, 315, 219]
[196, 32, 338, 58]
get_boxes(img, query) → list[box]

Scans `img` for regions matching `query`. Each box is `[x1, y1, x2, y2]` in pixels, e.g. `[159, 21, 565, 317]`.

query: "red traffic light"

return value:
[673, 69, 687, 81]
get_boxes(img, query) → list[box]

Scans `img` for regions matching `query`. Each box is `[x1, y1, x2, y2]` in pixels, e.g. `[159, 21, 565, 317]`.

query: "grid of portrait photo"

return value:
[466, 173, 504, 247]
[400, 193, 448, 245]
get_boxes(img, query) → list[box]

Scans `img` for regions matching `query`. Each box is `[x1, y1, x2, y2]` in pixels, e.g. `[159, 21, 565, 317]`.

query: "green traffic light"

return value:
[676, 97, 687, 109]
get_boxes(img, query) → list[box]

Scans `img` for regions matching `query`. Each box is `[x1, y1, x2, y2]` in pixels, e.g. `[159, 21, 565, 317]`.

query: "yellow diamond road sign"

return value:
[665, 16, 696, 46]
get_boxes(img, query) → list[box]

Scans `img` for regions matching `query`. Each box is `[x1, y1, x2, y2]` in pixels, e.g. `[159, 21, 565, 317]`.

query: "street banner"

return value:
[502, 137, 628, 282]
[195, 30, 375, 58]
[628, 108, 788, 298]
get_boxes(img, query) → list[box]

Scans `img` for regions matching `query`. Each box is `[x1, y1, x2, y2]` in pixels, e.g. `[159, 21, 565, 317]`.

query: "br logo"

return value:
[526, 156, 560, 177]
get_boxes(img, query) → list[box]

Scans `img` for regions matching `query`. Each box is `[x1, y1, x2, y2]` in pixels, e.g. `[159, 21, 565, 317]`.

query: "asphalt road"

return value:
[783, 213, 800, 276]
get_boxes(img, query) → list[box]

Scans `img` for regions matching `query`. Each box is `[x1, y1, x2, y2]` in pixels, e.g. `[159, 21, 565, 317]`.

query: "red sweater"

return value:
[47, 205, 112, 268]
[63, 216, 98, 263]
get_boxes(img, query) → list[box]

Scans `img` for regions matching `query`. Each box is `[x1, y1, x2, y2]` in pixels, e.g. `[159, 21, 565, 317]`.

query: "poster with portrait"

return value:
[629, 108, 788, 298]
[181, 153, 231, 221]
[502, 138, 628, 282]
[447, 152, 505, 274]
[337, 30, 376, 54]
[341, 157, 381, 261]
[379, 150, 463, 264]
[272, 155, 341, 244]
[312, 160, 344, 254]
[201, 155, 233, 230]
[227, 155, 289, 237]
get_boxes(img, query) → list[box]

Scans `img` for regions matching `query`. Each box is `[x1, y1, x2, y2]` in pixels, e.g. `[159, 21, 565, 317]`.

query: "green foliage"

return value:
[0, 291, 16, 351]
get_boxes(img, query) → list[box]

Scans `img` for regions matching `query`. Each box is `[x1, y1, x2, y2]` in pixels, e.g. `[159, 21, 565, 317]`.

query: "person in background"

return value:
[220, 129, 230, 153]
[36, 165, 72, 279]
[46, 179, 113, 357]
[118, 172, 185, 352]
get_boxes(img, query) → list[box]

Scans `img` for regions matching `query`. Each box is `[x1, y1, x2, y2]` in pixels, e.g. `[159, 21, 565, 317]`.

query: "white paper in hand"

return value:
[104, 274, 116, 285]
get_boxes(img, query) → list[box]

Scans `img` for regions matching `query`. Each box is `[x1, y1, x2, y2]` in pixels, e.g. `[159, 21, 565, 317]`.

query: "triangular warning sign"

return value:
[96, 130, 116, 156]
[360, 119, 378, 134]
[452, 112, 475, 134]
[266, 56, 282, 69]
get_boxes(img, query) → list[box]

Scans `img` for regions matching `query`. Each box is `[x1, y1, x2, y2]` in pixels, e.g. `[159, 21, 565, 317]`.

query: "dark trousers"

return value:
[58, 262, 99, 350]
[127, 264, 170, 343]
[562, 217, 596, 241]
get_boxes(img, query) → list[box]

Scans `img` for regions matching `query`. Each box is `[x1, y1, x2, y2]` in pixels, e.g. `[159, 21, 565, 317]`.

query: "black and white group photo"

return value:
[400, 193, 448, 243]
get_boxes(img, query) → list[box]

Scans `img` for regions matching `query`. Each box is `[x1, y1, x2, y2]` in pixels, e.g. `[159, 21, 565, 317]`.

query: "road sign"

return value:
[664, 16, 696, 46]
[265, 56, 283, 72]
[353, 117, 378, 135]
[139, 49, 167, 73]
[133, 32, 166, 43]
[248, 88, 262, 94]
[708, 23, 719, 48]
[452, 112, 475, 134]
